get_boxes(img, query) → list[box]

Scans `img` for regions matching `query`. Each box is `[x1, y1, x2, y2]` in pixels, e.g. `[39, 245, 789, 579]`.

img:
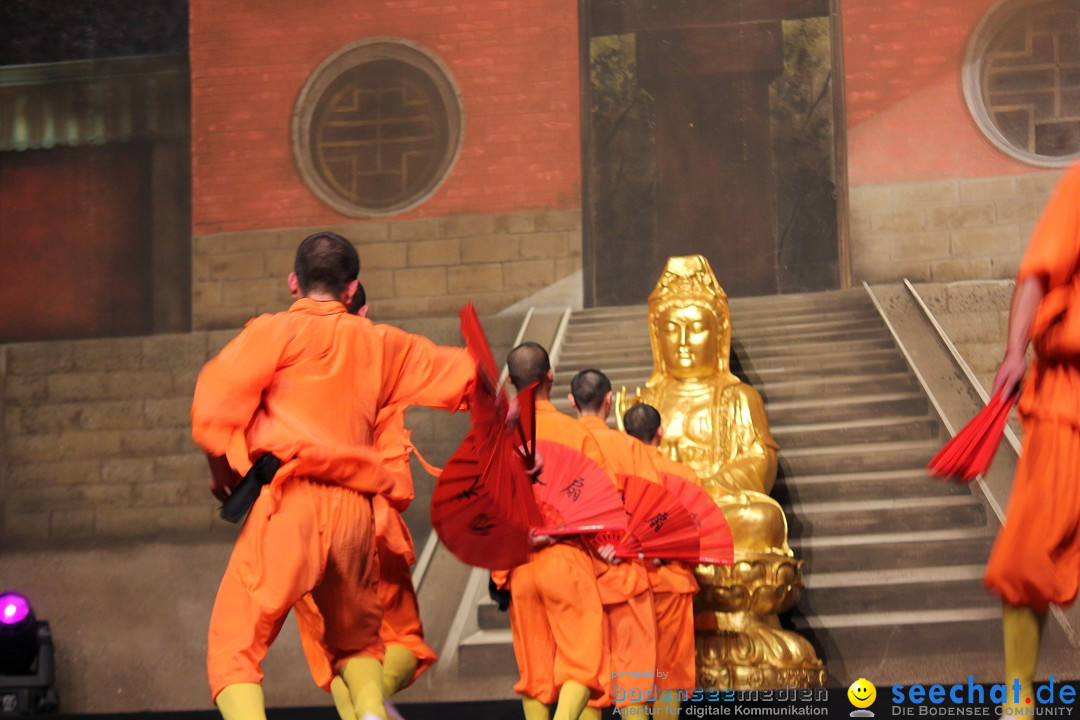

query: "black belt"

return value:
[220, 454, 281, 523]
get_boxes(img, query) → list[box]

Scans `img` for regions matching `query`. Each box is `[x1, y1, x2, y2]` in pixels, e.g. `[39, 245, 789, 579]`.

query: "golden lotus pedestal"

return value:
[694, 553, 827, 690]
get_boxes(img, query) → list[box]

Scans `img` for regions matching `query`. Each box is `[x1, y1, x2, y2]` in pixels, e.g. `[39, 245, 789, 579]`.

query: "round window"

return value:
[292, 38, 465, 217]
[963, 0, 1080, 167]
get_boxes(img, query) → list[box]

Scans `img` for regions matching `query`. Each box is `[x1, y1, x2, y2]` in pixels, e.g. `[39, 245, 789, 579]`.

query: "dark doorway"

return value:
[582, 0, 845, 306]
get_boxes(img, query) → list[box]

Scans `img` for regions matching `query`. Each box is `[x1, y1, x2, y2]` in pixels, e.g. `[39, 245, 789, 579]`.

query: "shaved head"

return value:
[570, 369, 611, 413]
[507, 342, 551, 391]
[624, 403, 662, 444]
[347, 281, 367, 315]
[294, 232, 359, 297]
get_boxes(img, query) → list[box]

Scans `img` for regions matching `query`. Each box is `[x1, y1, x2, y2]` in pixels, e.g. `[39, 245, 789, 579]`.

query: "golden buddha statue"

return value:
[617, 255, 825, 689]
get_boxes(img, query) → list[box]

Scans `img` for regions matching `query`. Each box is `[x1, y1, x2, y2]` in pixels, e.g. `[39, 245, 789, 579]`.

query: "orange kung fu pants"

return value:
[207, 478, 383, 700]
[985, 416, 1080, 611]
[509, 542, 606, 704]
[653, 591, 696, 694]
[376, 542, 437, 689]
[589, 590, 657, 709]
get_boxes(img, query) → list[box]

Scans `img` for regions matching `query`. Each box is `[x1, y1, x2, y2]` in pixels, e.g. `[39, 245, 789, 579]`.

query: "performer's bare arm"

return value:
[206, 453, 242, 503]
[992, 275, 1048, 397]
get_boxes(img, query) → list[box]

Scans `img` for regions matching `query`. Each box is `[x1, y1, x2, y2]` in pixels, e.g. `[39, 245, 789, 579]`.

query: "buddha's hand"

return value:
[613, 386, 643, 431]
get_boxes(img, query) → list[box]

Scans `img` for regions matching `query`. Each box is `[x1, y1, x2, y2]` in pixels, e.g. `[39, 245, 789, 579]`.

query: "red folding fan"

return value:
[927, 390, 1017, 483]
[430, 309, 543, 569]
[432, 410, 545, 569]
[609, 475, 700, 562]
[660, 473, 735, 565]
[460, 302, 500, 391]
[531, 440, 627, 536]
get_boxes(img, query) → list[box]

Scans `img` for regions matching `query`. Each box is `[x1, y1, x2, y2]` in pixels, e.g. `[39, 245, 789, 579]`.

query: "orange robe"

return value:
[985, 162, 1080, 611]
[191, 299, 473, 699]
[295, 407, 438, 693]
[497, 400, 608, 704]
[643, 445, 701, 695]
[578, 415, 658, 708]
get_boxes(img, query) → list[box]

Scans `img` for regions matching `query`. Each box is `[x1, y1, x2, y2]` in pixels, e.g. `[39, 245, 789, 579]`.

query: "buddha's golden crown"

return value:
[648, 255, 728, 307]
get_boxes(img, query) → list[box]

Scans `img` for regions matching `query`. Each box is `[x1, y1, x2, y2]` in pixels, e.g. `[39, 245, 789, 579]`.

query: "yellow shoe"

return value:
[214, 683, 265, 720]
[553, 681, 590, 720]
[1001, 603, 1045, 715]
[330, 676, 355, 720]
[382, 644, 419, 697]
[341, 656, 388, 720]
[522, 695, 551, 720]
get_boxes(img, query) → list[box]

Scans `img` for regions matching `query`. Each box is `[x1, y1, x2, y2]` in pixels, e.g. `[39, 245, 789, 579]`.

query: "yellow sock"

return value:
[382, 644, 419, 697]
[553, 681, 590, 720]
[215, 683, 265, 720]
[1003, 603, 1045, 710]
[330, 676, 355, 720]
[654, 697, 682, 717]
[522, 695, 551, 720]
[341, 656, 388, 720]
[579, 707, 602, 720]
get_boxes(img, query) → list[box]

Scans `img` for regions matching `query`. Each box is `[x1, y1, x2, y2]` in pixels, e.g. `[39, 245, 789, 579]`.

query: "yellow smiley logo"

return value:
[848, 678, 877, 708]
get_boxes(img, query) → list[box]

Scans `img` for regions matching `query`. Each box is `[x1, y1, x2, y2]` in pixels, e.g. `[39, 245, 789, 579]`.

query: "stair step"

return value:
[774, 469, 969, 504]
[773, 415, 941, 448]
[767, 392, 928, 425]
[795, 529, 995, 576]
[787, 497, 986, 538]
[780, 440, 941, 475]
[797, 578, 995, 617]
[477, 601, 510, 631]
[790, 612, 1001, 660]
[740, 347, 906, 372]
[805, 564, 987, 589]
[457, 629, 516, 676]
[758, 372, 920, 403]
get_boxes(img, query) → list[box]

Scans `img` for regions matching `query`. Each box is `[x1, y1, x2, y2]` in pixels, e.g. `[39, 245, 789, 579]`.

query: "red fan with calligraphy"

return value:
[660, 473, 735, 565]
[430, 309, 543, 569]
[531, 440, 626, 536]
[927, 390, 1017, 483]
[613, 475, 700, 562]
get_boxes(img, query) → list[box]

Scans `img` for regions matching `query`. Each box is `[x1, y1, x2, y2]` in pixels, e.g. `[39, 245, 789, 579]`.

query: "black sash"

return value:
[220, 454, 281, 523]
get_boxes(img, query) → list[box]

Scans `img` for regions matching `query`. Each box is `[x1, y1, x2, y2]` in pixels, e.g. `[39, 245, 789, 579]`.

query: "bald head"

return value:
[624, 403, 662, 445]
[507, 342, 551, 392]
[294, 232, 359, 297]
[570, 369, 611, 416]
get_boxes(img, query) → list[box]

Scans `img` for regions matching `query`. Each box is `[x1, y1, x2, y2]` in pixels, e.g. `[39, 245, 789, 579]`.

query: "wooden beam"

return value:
[590, 0, 829, 36]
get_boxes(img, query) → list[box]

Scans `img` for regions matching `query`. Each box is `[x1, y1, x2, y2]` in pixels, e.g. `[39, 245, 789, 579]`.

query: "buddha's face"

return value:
[657, 304, 724, 379]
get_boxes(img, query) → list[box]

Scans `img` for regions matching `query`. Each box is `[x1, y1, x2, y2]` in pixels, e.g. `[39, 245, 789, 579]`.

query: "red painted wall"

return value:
[0, 146, 152, 342]
[189, 0, 581, 235]
[842, 0, 1040, 186]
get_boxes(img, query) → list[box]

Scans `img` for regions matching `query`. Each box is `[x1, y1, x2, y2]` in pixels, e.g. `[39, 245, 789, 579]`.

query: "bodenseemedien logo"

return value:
[849, 678, 877, 717]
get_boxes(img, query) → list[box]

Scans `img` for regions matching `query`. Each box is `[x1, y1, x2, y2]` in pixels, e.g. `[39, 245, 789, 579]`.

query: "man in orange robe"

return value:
[191, 233, 474, 720]
[568, 369, 657, 718]
[984, 161, 1080, 710]
[294, 288, 445, 720]
[493, 342, 608, 720]
[624, 402, 701, 717]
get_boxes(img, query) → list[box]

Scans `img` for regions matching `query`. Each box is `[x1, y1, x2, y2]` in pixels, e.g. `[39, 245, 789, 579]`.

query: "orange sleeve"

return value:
[1018, 164, 1080, 288]
[378, 325, 476, 413]
[191, 315, 289, 459]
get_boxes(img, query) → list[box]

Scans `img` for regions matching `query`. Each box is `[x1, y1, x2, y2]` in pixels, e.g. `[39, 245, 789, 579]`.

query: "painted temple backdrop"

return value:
[0, 0, 1077, 713]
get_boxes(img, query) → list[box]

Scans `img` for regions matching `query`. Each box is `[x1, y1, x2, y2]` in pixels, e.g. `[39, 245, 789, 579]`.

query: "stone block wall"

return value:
[0, 315, 522, 547]
[912, 280, 1013, 392]
[192, 209, 581, 330]
[851, 172, 1063, 285]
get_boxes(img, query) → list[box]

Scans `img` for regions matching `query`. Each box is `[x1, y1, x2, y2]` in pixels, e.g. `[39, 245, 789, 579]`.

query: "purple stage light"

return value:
[0, 592, 31, 626]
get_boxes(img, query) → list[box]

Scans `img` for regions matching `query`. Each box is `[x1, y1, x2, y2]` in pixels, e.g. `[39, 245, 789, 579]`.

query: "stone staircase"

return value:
[451, 288, 1070, 686]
